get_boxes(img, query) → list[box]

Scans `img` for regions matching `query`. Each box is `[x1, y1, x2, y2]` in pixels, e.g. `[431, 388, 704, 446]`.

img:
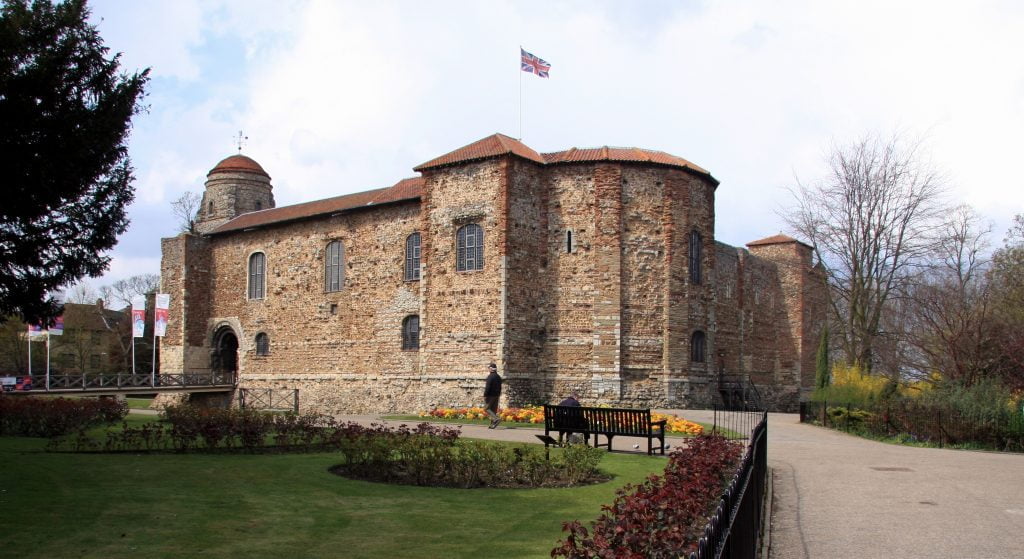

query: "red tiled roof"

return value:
[414, 133, 545, 171]
[209, 154, 270, 179]
[210, 176, 423, 235]
[543, 146, 714, 178]
[747, 234, 812, 248]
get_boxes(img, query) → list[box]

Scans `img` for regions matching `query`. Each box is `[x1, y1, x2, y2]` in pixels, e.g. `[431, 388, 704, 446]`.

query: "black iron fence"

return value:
[800, 400, 1024, 451]
[239, 388, 299, 413]
[710, 406, 764, 441]
[690, 410, 768, 559]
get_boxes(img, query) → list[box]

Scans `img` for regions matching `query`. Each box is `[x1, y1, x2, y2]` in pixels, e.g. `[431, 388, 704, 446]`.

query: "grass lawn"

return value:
[125, 396, 156, 410]
[2, 418, 667, 558]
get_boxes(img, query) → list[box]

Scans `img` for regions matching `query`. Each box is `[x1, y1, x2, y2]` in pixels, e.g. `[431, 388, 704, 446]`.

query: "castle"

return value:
[160, 134, 826, 413]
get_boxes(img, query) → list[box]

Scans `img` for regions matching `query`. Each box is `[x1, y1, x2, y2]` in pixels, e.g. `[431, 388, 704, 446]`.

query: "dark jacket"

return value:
[484, 371, 502, 397]
[558, 396, 581, 407]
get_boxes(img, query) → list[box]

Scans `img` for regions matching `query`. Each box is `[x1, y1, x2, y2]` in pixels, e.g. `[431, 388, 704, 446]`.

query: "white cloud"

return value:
[84, 0, 1024, 282]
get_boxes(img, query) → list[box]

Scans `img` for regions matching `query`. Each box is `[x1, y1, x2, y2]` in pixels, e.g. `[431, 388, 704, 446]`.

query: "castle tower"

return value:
[195, 154, 275, 234]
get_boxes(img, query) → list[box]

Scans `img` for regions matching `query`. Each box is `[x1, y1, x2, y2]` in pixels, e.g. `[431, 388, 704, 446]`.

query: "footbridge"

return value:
[2, 372, 236, 397]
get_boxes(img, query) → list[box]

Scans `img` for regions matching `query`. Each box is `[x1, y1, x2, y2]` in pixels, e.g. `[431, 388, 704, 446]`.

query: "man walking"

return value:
[484, 362, 502, 429]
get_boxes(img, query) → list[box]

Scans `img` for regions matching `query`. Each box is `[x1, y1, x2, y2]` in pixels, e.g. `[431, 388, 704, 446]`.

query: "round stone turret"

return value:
[195, 154, 275, 234]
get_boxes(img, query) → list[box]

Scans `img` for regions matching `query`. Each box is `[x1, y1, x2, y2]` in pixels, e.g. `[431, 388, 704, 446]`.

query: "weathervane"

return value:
[235, 130, 248, 153]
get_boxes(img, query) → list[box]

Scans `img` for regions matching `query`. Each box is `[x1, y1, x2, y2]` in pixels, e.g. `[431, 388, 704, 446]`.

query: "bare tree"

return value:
[171, 191, 202, 234]
[784, 132, 947, 374]
[897, 206, 996, 385]
[99, 273, 160, 309]
[64, 282, 99, 304]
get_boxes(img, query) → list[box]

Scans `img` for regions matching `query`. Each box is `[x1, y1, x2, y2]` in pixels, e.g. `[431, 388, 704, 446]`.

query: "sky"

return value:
[79, 0, 1024, 292]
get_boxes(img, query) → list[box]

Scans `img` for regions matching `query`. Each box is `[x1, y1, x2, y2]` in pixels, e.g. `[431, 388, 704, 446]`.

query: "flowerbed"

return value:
[552, 434, 743, 557]
[0, 396, 127, 437]
[332, 437, 607, 488]
[47, 405, 461, 453]
[419, 406, 704, 436]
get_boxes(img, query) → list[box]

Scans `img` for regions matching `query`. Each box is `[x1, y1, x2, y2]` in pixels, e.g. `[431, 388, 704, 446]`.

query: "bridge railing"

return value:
[41, 372, 236, 391]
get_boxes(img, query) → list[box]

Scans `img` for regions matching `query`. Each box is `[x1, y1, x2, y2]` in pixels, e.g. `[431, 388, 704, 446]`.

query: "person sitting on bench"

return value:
[558, 392, 589, 444]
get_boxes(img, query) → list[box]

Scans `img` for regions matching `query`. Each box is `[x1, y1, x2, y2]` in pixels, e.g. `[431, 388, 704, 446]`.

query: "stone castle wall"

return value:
[161, 149, 825, 414]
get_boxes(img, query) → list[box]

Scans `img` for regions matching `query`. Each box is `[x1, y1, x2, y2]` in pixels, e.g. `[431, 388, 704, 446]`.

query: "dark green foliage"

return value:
[806, 378, 1024, 451]
[0, 395, 127, 436]
[0, 0, 149, 324]
[815, 327, 830, 389]
[334, 436, 606, 488]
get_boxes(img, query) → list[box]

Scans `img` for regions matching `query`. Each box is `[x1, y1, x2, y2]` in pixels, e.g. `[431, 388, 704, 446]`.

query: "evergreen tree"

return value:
[815, 327, 830, 390]
[0, 0, 149, 325]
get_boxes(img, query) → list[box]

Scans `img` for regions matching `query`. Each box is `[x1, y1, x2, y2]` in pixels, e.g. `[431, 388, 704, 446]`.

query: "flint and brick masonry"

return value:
[160, 134, 826, 413]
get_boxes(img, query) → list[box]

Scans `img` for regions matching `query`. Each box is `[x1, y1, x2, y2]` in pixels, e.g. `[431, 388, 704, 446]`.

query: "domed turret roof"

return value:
[208, 154, 270, 178]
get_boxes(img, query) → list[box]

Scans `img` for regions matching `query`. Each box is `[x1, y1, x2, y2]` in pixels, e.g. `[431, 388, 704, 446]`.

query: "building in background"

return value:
[161, 134, 826, 413]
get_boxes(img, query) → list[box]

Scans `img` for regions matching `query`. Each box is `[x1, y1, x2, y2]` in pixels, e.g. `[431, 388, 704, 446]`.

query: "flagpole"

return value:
[45, 331, 50, 389]
[519, 45, 523, 140]
[27, 328, 32, 377]
[151, 310, 157, 385]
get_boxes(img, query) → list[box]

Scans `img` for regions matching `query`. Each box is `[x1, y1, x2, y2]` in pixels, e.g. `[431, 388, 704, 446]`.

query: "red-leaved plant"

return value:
[551, 434, 743, 558]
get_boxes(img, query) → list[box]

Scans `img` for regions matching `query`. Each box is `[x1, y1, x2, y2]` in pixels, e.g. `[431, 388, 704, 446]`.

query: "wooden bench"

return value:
[543, 405, 667, 455]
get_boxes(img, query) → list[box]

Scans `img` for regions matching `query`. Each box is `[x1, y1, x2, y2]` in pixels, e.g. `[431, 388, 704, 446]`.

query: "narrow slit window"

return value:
[248, 252, 265, 300]
[691, 330, 706, 363]
[402, 315, 420, 350]
[325, 241, 345, 292]
[689, 230, 702, 285]
[405, 232, 421, 280]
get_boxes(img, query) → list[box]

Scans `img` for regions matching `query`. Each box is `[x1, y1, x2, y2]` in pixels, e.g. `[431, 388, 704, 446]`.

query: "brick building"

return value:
[160, 134, 825, 413]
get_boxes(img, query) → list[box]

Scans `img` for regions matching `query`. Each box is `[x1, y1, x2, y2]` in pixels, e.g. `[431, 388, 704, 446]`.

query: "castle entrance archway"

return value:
[211, 327, 239, 375]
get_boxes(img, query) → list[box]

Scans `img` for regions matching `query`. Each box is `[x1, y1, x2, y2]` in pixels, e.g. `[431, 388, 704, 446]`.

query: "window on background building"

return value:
[91, 332, 101, 345]
[405, 232, 421, 281]
[689, 230, 702, 285]
[90, 354, 101, 370]
[325, 241, 345, 292]
[402, 315, 420, 350]
[566, 229, 575, 253]
[248, 252, 266, 299]
[255, 333, 270, 356]
[691, 330, 706, 363]
[456, 224, 484, 271]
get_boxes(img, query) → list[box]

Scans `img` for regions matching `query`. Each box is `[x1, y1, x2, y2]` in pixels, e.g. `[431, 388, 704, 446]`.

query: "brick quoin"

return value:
[159, 134, 825, 413]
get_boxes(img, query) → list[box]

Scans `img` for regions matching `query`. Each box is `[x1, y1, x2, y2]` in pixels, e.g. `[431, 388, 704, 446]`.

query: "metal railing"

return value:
[690, 411, 768, 559]
[36, 371, 236, 391]
[239, 388, 299, 413]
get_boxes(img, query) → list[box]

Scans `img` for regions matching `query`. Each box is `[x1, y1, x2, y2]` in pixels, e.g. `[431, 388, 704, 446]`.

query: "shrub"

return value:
[552, 435, 743, 558]
[0, 396, 127, 437]
[333, 437, 605, 489]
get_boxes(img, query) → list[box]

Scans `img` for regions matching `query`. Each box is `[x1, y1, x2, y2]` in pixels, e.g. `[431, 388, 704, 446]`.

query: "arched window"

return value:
[255, 333, 270, 356]
[689, 230, 702, 285]
[456, 224, 484, 271]
[402, 315, 420, 350]
[691, 330, 706, 363]
[325, 241, 345, 292]
[248, 252, 265, 299]
[255, 200, 262, 210]
[405, 232, 421, 281]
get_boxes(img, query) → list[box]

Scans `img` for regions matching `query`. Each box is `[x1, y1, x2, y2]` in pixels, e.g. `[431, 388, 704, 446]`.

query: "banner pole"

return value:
[151, 316, 157, 385]
[27, 328, 32, 377]
[45, 331, 50, 390]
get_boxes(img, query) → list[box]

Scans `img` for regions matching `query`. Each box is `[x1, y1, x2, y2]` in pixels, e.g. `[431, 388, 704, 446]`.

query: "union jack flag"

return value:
[520, 48, 551, 78]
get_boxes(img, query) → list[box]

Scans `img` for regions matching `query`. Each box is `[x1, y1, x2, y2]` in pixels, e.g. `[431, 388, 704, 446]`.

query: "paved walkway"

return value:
[765, 413, 1024, 558]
